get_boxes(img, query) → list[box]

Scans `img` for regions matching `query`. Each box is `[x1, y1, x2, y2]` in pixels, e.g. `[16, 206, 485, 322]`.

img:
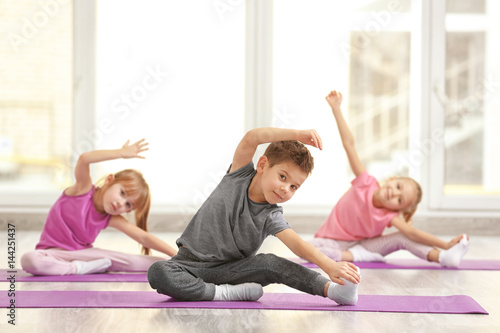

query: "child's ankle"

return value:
[213, 283, 263, 301]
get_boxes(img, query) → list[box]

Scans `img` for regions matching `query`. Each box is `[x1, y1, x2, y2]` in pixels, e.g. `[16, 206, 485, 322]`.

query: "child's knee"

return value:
[391, 232, 411, 249]
[20, 251, 40, 274]
[147, 261, 204, 300]
[147, 261, 176, 291]
[147, 261, 165, 285]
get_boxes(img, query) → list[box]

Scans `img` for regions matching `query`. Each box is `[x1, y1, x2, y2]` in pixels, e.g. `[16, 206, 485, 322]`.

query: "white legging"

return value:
[21, 247, 168, 276]
[309, 232, 433, 262]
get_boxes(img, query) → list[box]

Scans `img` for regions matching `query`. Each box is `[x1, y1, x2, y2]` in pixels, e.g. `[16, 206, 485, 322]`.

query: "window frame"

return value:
[426, 0, 500, 211]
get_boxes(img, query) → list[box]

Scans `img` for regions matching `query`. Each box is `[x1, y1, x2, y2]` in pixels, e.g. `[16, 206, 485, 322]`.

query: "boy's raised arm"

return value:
[230, 128, 322, 173]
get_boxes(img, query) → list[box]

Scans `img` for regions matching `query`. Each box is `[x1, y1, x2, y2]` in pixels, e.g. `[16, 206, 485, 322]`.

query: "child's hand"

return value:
[297, 129, 323, 150]
[328, 261, 360, 285]
[120, 139, 149, 159]
[446, 234, 469, 249]
[325, 90, 343, 111]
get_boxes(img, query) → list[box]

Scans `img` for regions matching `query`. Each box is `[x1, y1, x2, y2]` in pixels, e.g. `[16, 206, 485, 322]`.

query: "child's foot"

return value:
[349, 245, 385, 262]
[327, 268, 360, 305]
[213, 283, 263, 301]
[439, 235, 469, 267]
[73, 258, 112, 274]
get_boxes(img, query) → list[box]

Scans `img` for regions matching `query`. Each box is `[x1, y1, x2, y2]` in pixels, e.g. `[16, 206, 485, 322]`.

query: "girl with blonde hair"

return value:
[309, 91, 469, 267]
[21, 139, 177, 275]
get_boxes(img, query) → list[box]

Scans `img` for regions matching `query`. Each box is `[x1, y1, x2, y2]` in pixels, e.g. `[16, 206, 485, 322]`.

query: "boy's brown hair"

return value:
[263, 140, 314, 175]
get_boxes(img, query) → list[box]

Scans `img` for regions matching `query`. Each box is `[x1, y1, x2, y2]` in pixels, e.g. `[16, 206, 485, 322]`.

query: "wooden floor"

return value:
[1, 230, 500, 333]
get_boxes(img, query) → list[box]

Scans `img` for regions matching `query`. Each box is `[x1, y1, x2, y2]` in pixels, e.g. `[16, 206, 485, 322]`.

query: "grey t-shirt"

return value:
[176, 162, 290, 262]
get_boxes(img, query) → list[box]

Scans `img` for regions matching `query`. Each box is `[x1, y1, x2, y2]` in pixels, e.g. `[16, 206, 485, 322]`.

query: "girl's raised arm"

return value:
[326, 91, 365, 177]
[67, 139, 149, 196]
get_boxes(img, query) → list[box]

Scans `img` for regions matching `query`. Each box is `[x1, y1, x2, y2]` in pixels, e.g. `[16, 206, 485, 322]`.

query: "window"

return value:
[273, 0, 417, 208]
[0, 0, 73, 207]
[428, 0, 500, 210]
[95, 0, 245, 211]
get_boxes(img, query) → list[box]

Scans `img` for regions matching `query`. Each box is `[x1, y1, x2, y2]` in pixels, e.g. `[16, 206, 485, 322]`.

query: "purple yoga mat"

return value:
[0, 291, 487, 314]
[1, 269, 147, 282]
[3, 258, 498, 283]
[294, 259, 500, 271]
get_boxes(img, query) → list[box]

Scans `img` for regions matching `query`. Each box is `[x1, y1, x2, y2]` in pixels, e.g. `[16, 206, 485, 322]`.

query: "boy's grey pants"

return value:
[147, 247, 329, 301]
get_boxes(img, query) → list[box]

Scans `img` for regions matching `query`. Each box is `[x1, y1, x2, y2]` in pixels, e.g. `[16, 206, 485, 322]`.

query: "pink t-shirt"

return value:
[315, 171, 398, 241]
[36, 186, 111, 250]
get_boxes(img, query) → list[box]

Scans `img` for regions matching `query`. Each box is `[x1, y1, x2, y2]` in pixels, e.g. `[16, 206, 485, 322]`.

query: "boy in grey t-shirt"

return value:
[148, 127, 361, 305]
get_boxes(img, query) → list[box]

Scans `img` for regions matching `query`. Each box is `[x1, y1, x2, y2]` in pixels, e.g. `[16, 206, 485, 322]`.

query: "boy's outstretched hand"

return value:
[120, 139, 149, 159]
[297, 129, 323, 150]
[325, 90, 343, 111]
[328, 261, 360, 285]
